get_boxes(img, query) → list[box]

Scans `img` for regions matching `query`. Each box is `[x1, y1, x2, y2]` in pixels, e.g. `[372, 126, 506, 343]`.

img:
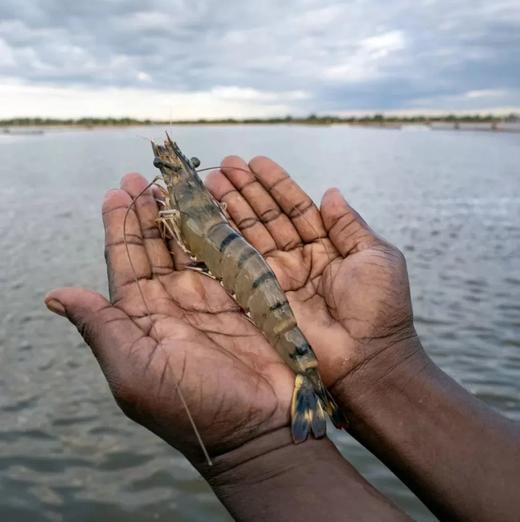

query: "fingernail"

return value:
[45, 298, 66, 317]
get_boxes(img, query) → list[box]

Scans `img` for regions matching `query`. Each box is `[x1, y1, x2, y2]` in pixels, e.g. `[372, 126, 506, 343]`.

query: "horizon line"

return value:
[2, 111, 519, 124]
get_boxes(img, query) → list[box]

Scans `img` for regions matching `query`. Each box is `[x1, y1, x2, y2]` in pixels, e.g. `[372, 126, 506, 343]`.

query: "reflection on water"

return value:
[0, 125, 519, 521]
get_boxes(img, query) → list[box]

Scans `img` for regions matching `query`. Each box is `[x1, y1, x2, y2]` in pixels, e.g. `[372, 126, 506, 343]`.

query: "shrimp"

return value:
[151, 134, 347, 443]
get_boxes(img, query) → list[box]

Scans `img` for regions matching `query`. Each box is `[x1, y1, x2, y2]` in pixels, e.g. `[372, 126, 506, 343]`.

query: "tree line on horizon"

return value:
[1, 113, 519, 127]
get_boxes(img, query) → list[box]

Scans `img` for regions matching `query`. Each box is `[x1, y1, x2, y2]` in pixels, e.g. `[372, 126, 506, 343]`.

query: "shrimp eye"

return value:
[190, 157, 201, 168]
[153, 157, 163, 168]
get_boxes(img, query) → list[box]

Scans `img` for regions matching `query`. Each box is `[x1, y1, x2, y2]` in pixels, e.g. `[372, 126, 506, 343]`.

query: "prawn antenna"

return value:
[123, 176, 213, 466]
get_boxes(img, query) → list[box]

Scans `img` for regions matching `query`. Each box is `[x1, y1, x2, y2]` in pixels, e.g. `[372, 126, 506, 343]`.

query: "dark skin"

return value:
[46, 156, 520, 521]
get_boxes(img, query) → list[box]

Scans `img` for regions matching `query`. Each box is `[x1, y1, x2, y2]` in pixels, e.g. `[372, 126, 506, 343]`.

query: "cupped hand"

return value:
[205, 156, 417, 393]
[45, 173, 294, 463]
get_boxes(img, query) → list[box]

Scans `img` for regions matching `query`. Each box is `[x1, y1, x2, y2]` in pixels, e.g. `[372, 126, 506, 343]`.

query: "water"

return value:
[0, 125, 519, 521]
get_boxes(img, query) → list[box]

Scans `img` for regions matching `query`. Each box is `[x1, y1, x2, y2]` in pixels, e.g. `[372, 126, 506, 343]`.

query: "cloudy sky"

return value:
[1, 0, 519, 119]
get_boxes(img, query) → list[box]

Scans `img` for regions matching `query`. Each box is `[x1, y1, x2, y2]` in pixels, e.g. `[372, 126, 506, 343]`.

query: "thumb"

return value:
[44, 287, 113, 355]
[320, 188, 376, 256]
[44, 287, 141, 366]
[45, 287, 111, 337]
[44, 287, 153, 421]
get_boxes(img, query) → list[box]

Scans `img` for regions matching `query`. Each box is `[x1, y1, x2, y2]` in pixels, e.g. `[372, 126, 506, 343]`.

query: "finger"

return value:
[248, 156, 327, 242]
[320, 188, 377, 256]
[204, 170, 239, 227]
[166, 237, 194, 270]
[103, 188, 151, 300]
[219, 156, 302, 251]
[205, 168, 277, 256]
[152, 185, 167, 204]
[44, 288, 151, 372]
[121, 173, 174, 276]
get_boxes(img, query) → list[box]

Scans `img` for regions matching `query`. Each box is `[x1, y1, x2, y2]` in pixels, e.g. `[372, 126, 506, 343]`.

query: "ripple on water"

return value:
[97, 452, 155, 471]
[0, 396, 39, 413]
[414, 314, 454, 327]
[52, 415, 99, 428]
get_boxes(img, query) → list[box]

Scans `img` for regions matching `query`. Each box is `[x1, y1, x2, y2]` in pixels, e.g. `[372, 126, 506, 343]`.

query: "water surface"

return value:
[1, 125, 519, 521]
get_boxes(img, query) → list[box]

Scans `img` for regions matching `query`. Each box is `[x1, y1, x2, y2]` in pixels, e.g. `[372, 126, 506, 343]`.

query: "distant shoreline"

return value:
[1, 115, 519, 133]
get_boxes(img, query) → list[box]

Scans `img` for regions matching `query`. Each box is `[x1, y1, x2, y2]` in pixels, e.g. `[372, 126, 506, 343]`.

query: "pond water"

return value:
[0, 124, 519, 521]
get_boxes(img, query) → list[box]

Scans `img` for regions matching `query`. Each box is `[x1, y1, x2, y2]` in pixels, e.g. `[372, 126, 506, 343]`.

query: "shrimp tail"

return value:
[291, 373, 326, 443]
[306, 367, 349, 430]
[291, 370, 348, 442]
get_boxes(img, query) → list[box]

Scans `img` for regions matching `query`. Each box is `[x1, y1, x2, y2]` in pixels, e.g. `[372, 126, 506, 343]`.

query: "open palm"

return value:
[46, 174, 294, 463]
[205, 156, 416, 391]
[46, 157, 416, 464]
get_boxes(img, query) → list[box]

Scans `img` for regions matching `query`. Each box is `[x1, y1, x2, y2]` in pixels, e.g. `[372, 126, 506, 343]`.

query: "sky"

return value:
[1, 0, 519, 119]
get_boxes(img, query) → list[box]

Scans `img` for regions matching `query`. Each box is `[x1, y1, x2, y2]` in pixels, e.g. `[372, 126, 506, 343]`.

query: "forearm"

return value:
[335, 337, 520, 521]
[198, 428, 409, 522]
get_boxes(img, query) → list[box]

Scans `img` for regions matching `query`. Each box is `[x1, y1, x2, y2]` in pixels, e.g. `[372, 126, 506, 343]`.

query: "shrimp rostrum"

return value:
[151, 134, 347, 443]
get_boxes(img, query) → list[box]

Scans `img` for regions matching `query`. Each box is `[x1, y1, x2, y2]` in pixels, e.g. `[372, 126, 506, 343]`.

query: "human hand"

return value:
[205, 156, 420, 399]
[206, 159, 520, 522]
[45, 173, 296, 464]
[44, 172, 415, 522]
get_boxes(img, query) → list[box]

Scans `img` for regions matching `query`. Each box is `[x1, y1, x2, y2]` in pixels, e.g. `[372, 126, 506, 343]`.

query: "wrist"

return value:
[199, 427, 335, 521]
[197, 426, 327, 488]
[331, 333, 520, 522]
[196, 427, 408, 521]
[332, 333, 431, 422]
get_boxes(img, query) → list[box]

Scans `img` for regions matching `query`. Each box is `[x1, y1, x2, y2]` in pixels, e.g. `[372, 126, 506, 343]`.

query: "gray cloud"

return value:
[0, 0, 519, 113]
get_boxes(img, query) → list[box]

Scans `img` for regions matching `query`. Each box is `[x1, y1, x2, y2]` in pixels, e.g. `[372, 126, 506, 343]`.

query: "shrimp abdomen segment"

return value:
[274, 326, 318, 373]
[183, 219, 230, 278]
[216, 225, 299, 340]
